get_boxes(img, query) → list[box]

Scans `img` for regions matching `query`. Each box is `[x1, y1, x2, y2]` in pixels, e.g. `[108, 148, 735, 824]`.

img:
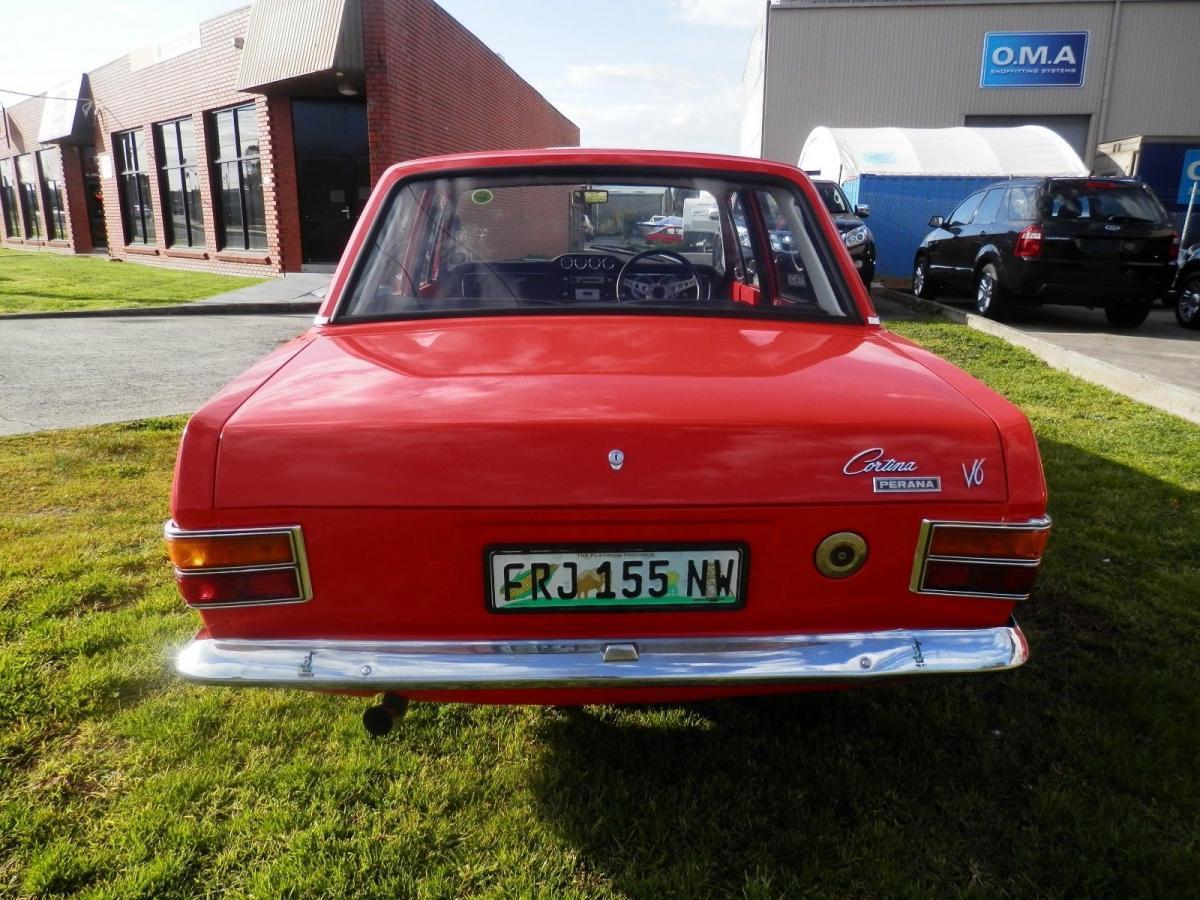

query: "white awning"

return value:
[799, 126, 1089, 181]
[37, 75, 91, 144]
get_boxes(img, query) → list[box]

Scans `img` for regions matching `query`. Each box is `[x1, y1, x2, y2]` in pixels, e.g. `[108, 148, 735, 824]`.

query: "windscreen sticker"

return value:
[470, 188, 494, 205]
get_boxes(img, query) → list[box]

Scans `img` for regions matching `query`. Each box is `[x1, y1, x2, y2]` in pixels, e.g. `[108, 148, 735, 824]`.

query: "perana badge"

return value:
[608, 449, 625, 471]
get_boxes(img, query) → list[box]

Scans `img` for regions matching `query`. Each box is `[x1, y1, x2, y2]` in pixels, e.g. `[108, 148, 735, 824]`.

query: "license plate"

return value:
[487, 546, 746, 612]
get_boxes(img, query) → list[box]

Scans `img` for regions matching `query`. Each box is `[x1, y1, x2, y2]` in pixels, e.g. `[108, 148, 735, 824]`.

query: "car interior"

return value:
[339, 174, 855, 322]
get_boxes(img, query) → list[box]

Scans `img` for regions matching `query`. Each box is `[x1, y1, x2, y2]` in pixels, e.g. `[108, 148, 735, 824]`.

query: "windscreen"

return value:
[815, 182, 851, 215]
[1045, 181, 1168, 225]
[338, 173, 856, 322]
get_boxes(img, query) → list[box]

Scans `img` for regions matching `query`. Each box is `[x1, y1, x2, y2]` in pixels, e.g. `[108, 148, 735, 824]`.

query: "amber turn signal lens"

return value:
[167, 532, 295, 569]
[928, 525, 1049, 561]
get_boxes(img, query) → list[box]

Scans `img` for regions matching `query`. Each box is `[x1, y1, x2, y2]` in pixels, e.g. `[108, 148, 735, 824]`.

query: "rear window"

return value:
[1044, 181, 1168, 225]
[1007, 187, 1037, 222]
[338, 172, 857, 323]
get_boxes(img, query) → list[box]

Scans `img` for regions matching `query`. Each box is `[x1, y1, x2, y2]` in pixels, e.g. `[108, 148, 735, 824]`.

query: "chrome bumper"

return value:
[175, 621, 1027, 691]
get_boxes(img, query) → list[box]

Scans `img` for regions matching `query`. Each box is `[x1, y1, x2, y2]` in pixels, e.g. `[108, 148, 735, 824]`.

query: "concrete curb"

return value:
[875, 287, 1200, 425]
[0, 301, 320, 321]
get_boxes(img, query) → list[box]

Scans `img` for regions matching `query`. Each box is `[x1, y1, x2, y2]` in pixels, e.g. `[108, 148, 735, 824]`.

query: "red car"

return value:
[168, 149, 1049, 735]
[646, 223, 684, 247]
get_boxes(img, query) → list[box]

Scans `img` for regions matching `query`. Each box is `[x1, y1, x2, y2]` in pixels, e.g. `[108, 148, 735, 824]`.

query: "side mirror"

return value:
[929, 215, 945, 228]
[855, 204, 870, 218]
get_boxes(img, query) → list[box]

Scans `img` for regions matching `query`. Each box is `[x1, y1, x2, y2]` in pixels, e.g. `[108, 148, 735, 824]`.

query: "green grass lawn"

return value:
[0, 249, 264, 314]
[1, 319, 1197, 897]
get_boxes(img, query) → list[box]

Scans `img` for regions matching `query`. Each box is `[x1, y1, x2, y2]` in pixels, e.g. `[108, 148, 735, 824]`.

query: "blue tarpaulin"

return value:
[843, 174, 1010, 279]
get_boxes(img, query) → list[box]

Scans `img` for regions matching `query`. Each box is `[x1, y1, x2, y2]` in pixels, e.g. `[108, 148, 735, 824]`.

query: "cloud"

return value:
[556, 83, 746, 155]
[566, 64, 699, 89]
[666, 0, 764, 29]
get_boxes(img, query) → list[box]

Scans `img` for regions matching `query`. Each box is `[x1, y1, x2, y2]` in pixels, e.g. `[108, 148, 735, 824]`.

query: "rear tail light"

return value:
[911, 519, 1050, 600]
[1014, 225, 1043, 259]
[1169, 232, 1180, 263]
[165, 523, 312, 608]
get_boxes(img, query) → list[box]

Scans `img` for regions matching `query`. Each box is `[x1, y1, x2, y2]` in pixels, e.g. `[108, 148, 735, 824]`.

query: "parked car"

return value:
[1174, 243, 1200, 329]
[637, 214, 680, 237]
[682, 194, 720, 251]
[913, 177, 1178, 327]
[645, 222, 684, 247]
[813, 178, 876, 286]
[168, 148, 1050, 735]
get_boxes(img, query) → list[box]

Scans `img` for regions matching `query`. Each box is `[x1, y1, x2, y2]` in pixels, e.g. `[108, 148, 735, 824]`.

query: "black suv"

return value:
[1173, 243, 1200, 330]
[814, 179, 876, 286]
[913, 177, 1178, 327]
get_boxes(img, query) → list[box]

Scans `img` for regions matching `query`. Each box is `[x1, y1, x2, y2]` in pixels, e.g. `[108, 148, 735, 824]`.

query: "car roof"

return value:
[378, 148, 807, 182]
[975, 175, 1146, 192]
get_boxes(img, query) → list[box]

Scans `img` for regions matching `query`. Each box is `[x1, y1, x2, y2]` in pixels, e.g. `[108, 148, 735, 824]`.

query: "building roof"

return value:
[799, 126, 1089, 181]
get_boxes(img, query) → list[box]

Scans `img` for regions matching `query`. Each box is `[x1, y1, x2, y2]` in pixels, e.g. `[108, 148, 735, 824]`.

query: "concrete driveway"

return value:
[876, 287, 1200, 422]
[0, 313, 313, 435]
[981, 304, 1197, 396]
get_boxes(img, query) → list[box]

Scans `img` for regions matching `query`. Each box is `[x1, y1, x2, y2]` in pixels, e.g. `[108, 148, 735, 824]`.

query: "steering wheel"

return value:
[616, 250, 703, 303]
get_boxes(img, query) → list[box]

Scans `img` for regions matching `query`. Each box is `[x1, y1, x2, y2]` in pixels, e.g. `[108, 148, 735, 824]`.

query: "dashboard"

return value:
[453, 254, 713, 304]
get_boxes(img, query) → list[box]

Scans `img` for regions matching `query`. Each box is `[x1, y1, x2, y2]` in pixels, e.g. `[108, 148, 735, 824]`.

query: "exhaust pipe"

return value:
[362, 693, 409, 736]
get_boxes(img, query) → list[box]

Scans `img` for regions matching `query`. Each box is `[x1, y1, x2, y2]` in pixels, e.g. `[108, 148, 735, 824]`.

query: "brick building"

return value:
[0, 0, 578, 275]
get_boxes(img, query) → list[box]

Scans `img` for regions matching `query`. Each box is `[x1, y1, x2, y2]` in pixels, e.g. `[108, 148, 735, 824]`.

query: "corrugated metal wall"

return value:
[1103, 1, 1200, 142]
[761, 0, 1200, 166]
[235, 0, 362, 91]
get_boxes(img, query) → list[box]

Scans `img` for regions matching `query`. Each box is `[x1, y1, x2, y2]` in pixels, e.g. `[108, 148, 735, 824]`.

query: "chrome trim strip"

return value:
[175, 621, 1029, 690]
[164, 521, 313, 604]
[175, 563, 300, 577]
[909, 517, 1052, 597]
[925, 555, 1041, 567]
[910, 519, 937, 592]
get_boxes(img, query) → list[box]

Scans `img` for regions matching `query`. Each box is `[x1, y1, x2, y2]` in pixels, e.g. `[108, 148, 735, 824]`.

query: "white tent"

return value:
[799, 126, 1089, 182]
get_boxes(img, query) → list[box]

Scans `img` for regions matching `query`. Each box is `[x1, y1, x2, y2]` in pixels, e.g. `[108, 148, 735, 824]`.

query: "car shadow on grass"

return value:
[524, 437, 1198, 898]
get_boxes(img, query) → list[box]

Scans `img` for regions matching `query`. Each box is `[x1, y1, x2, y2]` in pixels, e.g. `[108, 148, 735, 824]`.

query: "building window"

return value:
[0, 160, 16, 238]
[211, 104, 266, 251]
[114, 129, 155, 245]
[16, 155, 42, 239]
[155, 117, 205, 248]
[38, 148, 66, 241]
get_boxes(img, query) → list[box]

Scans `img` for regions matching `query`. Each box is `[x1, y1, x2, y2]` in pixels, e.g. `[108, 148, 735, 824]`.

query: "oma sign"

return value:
[981, 32, 1088, 88]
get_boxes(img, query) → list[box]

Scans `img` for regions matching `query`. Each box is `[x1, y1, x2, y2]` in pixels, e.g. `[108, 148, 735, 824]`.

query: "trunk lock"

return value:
[815, 532, 869, 579]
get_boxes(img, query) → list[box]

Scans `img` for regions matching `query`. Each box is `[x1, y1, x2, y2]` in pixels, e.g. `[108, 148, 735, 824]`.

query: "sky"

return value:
[0, 0, 762, 154]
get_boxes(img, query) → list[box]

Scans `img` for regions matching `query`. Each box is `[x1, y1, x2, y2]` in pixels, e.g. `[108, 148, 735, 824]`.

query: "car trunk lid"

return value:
[1039, 179, 1175, 266]
[214, 316, 1008, 508]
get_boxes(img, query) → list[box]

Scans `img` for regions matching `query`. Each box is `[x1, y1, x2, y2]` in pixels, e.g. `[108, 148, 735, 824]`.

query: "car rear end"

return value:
[1008, 178, 1177, 303]
[166, 150, 1050, 715]
[167, 319, 1050, 706]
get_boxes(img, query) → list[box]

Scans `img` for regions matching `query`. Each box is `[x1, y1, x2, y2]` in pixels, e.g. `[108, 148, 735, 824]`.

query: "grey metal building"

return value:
[741, 0, 1200, 165]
